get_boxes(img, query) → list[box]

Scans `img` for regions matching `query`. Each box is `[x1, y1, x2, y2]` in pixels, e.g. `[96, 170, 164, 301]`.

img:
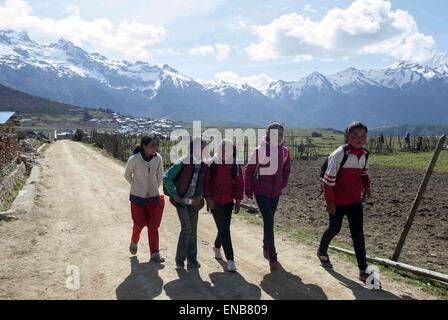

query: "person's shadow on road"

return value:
[208, 260, 262, 300]
[323, 268, 413, 300]
[164, 266, 214, 300]
[115, 256, 165, 300]
[260, 264, 328, 300]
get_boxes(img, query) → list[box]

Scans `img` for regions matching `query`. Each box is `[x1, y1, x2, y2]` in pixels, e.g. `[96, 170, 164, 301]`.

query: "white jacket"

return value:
[124, 152, 164, 198]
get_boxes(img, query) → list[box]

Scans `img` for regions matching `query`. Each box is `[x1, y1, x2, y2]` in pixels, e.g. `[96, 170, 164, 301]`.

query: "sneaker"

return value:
[360, 270, 382, 289]
[213, 247, 223, 260]
[129, 242, 138, 255]
[317, 251, 333, 268]
[150, 252, 165, 263]
[227, 260, 237, 272]
[187, 261, 201, 268]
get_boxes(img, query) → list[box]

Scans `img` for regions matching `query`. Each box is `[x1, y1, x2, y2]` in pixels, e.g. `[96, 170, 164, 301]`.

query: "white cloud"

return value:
[0, 0, 166, 60]
[304, 4, 317, 14]
[189, 45, 215, 56]
[215, 71, 273, 92]
[65, 4, 80, 17]
[215, 44, 231, 61]
[230, 18, 248, 31]
[245, 0, 435, 63]
[189, 44, 231, 61]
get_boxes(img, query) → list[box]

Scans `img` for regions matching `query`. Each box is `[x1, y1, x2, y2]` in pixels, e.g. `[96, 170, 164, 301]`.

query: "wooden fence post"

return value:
[391, 135, 447, 261]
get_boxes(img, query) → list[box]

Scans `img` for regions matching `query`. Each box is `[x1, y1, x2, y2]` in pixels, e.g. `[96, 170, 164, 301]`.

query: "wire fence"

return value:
[88, 129, 447, 166]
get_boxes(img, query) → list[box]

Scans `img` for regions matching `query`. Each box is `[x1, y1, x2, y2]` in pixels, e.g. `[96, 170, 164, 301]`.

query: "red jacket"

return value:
[244, 137, 291, 198]
[323, 144, 371, 206]
[204, 163, 244, 205]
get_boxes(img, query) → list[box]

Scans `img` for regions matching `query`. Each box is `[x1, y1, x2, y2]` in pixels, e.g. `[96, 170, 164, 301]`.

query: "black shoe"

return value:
[187, 261, 201, 268]
[150, 252, 165, 263]
[317, 251, 333, 268]
[359, 271, 370, 283]
[129, 242, 138, 255]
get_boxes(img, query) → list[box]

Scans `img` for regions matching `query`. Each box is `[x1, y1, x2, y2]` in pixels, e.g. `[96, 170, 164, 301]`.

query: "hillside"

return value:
[0, 82, 78, 114]
[370, 124, 448, 136]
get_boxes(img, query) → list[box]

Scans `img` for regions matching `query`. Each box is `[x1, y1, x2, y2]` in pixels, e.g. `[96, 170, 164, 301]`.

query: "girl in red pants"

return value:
[125, 136, 165, 262]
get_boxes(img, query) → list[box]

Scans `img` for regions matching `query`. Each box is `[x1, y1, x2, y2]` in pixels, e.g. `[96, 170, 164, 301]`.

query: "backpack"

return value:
[318, 145, 369, 196]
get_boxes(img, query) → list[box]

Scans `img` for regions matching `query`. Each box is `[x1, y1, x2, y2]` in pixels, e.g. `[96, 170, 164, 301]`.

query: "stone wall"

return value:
[0, 162, 26, 207]
[0, 133, 18, 178]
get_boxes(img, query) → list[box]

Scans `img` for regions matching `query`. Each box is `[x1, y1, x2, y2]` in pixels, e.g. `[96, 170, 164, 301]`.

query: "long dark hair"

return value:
[188, 137, 207, 164]
[344, 121, 368, 143]
[132, 135, 154, 155]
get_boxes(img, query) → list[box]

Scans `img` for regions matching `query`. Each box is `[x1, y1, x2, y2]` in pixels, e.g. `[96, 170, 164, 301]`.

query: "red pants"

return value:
[130, 195, 165, 254]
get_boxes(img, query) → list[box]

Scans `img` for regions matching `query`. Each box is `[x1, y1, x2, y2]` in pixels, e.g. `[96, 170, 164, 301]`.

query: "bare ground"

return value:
[0, 140, 439, 299]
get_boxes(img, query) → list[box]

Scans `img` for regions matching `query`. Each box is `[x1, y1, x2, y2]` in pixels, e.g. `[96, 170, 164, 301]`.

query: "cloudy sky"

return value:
[1, 0, 447, 90]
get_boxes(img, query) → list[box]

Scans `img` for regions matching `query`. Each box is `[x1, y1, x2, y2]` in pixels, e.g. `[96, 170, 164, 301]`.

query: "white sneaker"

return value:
[213, 247, 223, 260]
[227, 260, 237, 272]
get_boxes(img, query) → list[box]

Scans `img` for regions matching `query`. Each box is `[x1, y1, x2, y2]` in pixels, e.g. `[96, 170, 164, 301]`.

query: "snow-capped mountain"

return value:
[1, 29, 448, 128]
[426, 52, 448, 68]
[0, 29, 273, 124]
[265, 61, 448, 127]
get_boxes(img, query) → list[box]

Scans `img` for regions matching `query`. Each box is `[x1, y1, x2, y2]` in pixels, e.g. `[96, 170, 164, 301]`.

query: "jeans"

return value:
[211, 202, 234, 261]
[318, 202, 368, 271]
[175, 203, 199, 265]
[255, 195, 280, 261]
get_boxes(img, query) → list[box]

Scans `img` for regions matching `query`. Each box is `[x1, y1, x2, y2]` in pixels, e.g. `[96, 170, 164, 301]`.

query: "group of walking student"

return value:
[124, 121, 374, 284]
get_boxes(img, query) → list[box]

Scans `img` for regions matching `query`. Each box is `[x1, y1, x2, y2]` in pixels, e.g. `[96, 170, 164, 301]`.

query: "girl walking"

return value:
[245, 122, 291, 271]
[317, 121, 372, 283]
[163, 137, 208, 269]
[204, 140, 244, 272]
[124, 135, 165, 262]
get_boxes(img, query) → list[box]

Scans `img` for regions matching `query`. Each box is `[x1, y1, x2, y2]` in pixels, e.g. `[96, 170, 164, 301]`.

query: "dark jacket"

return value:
[163, 158, 207, 209]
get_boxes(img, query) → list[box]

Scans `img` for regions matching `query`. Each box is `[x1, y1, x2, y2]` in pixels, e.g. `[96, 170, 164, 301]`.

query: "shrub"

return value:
[73, 129, 85, 142]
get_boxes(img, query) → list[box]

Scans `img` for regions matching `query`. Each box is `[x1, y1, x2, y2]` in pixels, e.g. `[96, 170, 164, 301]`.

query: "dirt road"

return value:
[0, 140, 436, 299]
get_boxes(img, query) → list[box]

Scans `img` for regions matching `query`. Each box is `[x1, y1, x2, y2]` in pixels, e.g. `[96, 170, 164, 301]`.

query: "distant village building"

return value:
[56, 130, 76, 140]
[0, 111, 20, 133]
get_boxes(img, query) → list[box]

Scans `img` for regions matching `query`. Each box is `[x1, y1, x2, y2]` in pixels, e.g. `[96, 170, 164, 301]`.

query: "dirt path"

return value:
[0, 141, 437, 300]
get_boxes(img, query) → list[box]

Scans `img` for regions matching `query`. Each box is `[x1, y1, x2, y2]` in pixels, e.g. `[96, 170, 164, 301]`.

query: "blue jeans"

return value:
[255, 195, 280, 261]
[175, 204, 199, 265]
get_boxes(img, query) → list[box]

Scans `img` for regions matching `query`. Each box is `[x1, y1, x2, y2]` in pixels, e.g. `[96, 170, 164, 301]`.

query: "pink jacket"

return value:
[244, 136, 291, 198]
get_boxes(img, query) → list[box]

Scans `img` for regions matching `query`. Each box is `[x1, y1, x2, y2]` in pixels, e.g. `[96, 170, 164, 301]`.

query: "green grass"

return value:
[39, 143, 51, 153]
[19, 109, 117, 133]
[237, 208, 448, 299]
[370, 150, 448, 173]
[82, 142, 126, 167]
[1, 180, 25, 211]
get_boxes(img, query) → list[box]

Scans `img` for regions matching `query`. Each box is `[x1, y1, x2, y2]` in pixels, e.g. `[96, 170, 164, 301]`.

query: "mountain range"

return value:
[1, 29, 447, 128]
